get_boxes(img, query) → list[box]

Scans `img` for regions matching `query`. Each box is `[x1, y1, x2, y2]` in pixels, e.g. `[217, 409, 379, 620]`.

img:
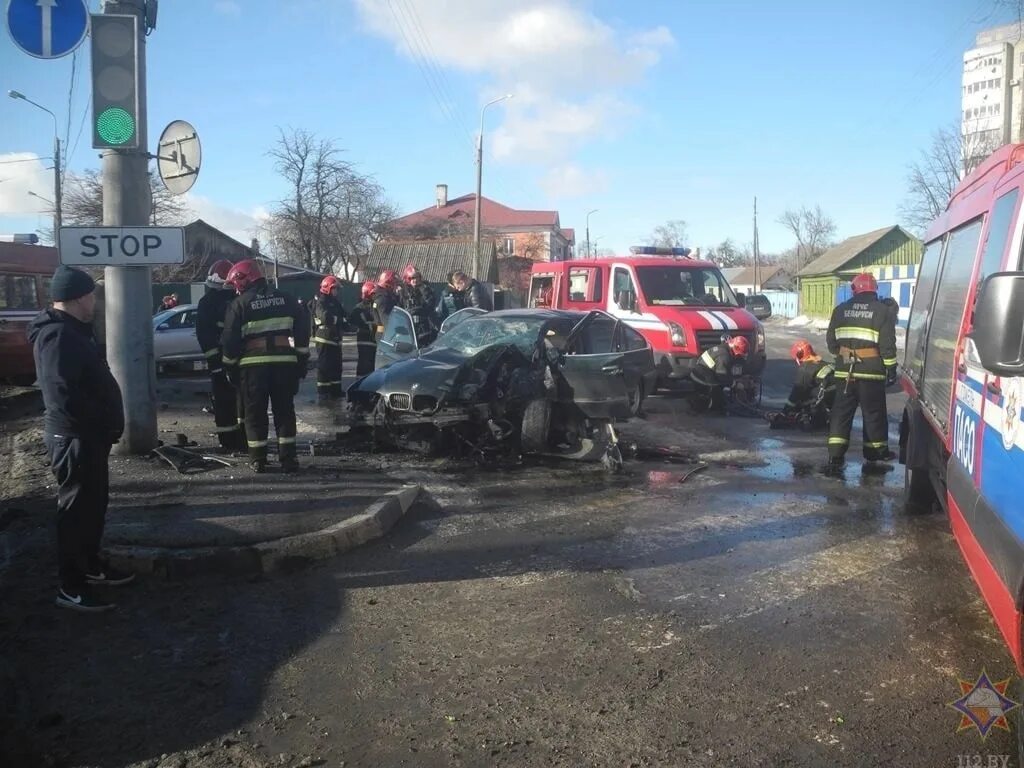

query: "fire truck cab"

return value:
[528, 247, 766, 387]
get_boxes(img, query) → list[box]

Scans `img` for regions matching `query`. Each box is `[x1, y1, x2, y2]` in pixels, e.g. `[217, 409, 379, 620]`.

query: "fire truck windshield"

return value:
[634, 266, 741, 307]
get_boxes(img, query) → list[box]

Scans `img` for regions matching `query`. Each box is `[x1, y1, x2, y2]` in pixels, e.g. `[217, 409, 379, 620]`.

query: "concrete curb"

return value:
[105, 484, 429, 580]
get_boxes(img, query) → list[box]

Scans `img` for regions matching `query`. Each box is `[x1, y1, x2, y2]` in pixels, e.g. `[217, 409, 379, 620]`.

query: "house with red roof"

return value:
[385, 184, 575, 262]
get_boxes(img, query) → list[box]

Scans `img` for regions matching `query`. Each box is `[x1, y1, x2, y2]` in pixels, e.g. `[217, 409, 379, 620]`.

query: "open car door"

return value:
[376, 308, 418, 369]
[439, 307, 487, 336]
[560, 311, 635, 420]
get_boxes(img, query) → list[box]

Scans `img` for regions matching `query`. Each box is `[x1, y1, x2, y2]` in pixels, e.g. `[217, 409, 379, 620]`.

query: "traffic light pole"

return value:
[102, 0, 157, 455]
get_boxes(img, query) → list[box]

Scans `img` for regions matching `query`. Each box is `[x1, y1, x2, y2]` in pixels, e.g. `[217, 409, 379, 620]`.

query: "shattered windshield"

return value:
[635, 266, 740, 307]
[431, 316, 546, 357]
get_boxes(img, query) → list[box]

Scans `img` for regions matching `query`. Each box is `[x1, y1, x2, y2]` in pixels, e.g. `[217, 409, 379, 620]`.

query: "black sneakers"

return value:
[85, 565, 136, 586]
[56, 587, 115, 613]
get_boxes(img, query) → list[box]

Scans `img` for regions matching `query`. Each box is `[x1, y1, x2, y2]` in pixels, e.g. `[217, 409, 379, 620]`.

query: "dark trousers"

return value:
[240, 365, 298, 463]
[828, 378, 890, 460]
[690, 369, 728, 412]
[211, 372, 245, 450]
[315, 343, 343, 398]
[44, 435, 110, 592]
[355, 339, 376, 377]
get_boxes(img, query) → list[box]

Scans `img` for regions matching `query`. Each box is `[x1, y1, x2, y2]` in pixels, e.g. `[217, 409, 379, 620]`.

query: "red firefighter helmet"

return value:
[851, 272, 878, 295]
[402, 264, 422, 283]
[377, 269, 399, 291]
[361, 280, 376, 301]
[224, 259, 263, 294]
[726, 335, 750, 359]
[790, 339, 815, 363]
[320, 275, 341, 296]
[206, 259, 234, 289]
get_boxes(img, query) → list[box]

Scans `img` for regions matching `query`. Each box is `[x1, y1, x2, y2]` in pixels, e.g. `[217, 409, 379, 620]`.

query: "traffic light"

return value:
[90, 14, 139, 149]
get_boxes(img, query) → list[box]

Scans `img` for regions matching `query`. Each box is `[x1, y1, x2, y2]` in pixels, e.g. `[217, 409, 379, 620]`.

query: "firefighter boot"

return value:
[279, 442, 300, 473]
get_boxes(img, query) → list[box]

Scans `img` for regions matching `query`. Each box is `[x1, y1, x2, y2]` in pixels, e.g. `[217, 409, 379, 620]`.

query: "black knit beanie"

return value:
[51, 266, 95, 302]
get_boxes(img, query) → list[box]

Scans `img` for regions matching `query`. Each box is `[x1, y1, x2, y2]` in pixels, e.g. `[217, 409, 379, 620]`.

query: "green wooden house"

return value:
[797, 226, 921, 318]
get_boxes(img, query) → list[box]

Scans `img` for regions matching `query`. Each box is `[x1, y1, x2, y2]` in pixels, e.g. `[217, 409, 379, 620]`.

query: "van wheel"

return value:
[627, 382, 644, 417]
[520, 399, 551, 453]
[904, 466, 937, 513]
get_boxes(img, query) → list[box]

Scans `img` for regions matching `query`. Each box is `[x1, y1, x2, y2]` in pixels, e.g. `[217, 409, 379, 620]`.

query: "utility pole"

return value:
[101, 0, 157, 455]
[6, 91, 62, 247]
[586, 208, 598, 260]
[753, 197, 760, 293]
[473, 94, 512, 281]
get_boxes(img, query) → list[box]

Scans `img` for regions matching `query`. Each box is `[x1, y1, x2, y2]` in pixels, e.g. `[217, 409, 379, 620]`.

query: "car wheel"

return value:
[904, 465, 937, 513]
[520, 399, 551, 453]
[627, 382, 644, 417]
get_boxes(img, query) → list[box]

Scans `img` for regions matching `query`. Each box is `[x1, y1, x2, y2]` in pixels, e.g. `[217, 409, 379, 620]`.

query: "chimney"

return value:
[250, 237, 261, 255]
[435, 183, 448, 208]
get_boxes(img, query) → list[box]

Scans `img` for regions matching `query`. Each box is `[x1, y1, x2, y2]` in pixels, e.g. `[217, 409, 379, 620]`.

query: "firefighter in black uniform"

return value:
[221, 260, 310, 473]
[399, 264, 438, 346]
[689, 335, 749, 413]
[348, 280, 378, 376]
[309, 275, 346, 401]
[769, 339, 836, 430]
[196, 259, 245, 451]
[826, 272, 898, 469]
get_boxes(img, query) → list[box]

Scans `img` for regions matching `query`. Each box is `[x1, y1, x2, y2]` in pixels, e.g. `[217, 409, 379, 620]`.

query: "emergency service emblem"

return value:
[949, 670, 1019, 739]
[1002, 378, 1021, 452]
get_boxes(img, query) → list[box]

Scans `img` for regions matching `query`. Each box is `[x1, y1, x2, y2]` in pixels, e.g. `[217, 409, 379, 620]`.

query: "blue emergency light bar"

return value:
[629, 246, 692, 257]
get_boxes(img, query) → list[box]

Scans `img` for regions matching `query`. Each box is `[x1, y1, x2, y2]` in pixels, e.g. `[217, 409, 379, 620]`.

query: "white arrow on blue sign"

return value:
[6, 0, 89, 59]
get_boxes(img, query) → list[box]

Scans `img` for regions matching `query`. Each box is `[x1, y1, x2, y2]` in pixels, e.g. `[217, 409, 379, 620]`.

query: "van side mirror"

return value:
[394, 340, 415, 354]
[971, 272, 1024, 376]
[157, 323, 170, 331]
[616, 290, 637, 312]
[735, 292, 747, 308]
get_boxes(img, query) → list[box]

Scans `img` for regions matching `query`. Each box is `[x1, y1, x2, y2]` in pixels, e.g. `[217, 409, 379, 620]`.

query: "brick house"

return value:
[386, 184, 575, 262]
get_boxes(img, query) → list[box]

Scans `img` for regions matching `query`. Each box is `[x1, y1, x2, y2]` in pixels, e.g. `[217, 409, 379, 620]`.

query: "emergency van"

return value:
[528, 248, 766, 390]
[901, 142, 1024, 671]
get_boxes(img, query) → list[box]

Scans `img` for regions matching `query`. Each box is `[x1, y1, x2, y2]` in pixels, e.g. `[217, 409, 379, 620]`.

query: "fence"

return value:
[760, 290, 799, 319]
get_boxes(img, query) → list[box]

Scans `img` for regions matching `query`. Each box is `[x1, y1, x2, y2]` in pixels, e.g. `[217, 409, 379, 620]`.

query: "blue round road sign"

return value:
[6, 0, 89, 59]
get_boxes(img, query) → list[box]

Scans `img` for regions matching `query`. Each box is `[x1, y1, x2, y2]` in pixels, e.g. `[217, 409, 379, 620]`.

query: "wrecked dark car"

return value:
[346, 307, 658, 464]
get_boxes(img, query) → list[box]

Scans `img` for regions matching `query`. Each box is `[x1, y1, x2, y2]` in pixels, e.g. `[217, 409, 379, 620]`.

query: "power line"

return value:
[386, 0, 469, 149]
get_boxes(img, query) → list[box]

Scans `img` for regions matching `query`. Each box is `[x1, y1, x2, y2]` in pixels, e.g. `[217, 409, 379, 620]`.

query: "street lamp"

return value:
[472, 93, 513, 282]
[8, 90, 61, 245]
[28, 190, 54, 205]
[585, 209, 598, 259]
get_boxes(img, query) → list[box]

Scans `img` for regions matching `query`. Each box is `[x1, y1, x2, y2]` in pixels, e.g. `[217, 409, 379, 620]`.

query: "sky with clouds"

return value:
[0, 0, 1015, 256]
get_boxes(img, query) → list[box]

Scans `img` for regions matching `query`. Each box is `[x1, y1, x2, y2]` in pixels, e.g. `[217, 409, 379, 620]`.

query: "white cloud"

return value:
[539, 164, 609, 200]
[353, 0, 673, 173]
[0, 153, 52, 217]
[213, 1, 241, 17]
[184, 193, 269, 246]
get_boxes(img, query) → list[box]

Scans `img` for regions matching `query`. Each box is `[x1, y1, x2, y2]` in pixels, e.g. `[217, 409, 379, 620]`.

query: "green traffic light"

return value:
[96, 107, 135, 145]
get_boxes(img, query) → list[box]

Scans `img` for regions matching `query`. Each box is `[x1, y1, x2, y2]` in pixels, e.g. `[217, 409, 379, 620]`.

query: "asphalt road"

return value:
[4, 322, 1020, 767]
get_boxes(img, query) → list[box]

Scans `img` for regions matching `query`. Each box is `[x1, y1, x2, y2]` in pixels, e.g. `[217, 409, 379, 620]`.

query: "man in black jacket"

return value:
[196, 260, 245, 450]
[453, 271, 493, 311]
[28, 266, 133, 613]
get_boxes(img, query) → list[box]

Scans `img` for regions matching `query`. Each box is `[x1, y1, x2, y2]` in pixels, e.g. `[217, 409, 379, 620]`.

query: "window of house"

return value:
[504, 237, 515, 255]
[0, 275, 38, 310]
[920, 219, 984, 432]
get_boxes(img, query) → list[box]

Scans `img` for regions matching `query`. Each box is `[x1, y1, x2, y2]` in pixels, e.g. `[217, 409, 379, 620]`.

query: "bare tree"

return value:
[776, 205, 836, 272]
[704, 238, 747, 268]
[264, 128, 396, 278]
[43, 168, 187, 237]
[647, 219, 689, 248]
[900, 125, 1000, 235]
